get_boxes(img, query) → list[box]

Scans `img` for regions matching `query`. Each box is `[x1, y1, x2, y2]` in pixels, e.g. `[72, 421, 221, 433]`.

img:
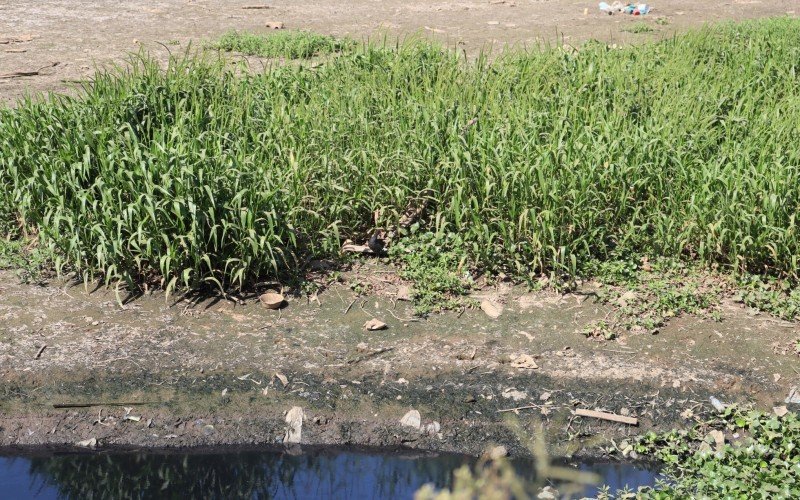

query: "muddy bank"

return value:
[1, 265, 797, 457]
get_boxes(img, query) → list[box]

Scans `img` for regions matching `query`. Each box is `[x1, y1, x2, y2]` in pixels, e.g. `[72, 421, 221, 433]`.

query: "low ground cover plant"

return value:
[1, 19, 798, 296]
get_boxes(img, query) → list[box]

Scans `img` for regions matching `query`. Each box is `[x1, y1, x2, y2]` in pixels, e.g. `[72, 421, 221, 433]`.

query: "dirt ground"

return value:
[1, 261, 798, 456]
[1, 0, 796, 105]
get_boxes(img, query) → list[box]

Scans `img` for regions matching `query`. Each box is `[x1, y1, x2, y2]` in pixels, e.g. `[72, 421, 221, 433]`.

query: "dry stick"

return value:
[497, 404, 539, 413]
[574, 408, 638, 426]
[347, 347, 394, 365]
[34, 345, 47, 359]
[0, 62, 57, 79]
[242, 5, 272, 9]
[53, 401, 158, 409]
[343, 297, 357, 315]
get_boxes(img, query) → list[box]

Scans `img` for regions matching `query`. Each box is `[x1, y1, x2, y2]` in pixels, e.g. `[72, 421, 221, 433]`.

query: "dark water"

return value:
[0, 447, 659, 499]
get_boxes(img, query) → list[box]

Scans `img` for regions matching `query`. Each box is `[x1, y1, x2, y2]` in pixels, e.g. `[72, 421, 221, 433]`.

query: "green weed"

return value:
[390, 232, 474, 315]
[612, 407, 800, 498]
[211, 30, 352, 59]
[623, 22, 655, 34]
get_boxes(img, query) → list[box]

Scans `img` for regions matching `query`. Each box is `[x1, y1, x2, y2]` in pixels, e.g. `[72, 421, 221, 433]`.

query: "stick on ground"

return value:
[574, 408, 638, 426]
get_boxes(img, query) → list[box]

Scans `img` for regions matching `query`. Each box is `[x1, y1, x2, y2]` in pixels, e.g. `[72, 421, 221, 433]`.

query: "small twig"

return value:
[574, 408, 638, 426]
[387, 309, 419, 323]
[34, 345, 47, 359]
[497, 404, 539, 413]
[343, 298, 357, 315]
[347, 347, 395, 365]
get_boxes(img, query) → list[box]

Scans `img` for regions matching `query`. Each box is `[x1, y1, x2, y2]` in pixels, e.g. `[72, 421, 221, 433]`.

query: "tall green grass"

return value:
[1, 19, 798, 292]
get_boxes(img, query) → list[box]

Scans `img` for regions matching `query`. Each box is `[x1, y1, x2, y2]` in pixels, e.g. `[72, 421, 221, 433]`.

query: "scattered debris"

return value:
[599, 2, 651, 15]
[122, 407, 141, 422]
[574, 408, 639, 426]
[424, 421, 441, 436]
[396, 285, 413, 301]
[284, 406, 304, 444]
[274, 372, 289, 386]
[707, 429, 725, 451]
[0, 62, 58, 80]
[537, 486, 560, 500]
[497, 404, 538, 413]
[480, 300, 503, 318]
[400, 409, 421, 430]
[709, 396, 727, 411]
[502, 388, 528, 401]
[509, 353, 538, 370]
[0, 34, 34, 44]
[259, 291, 285, 309]
[774, 406, 789, 417]
[364, 318, 387, 331]
[75, 438, 97, 449]
[341, 242, 373, 254]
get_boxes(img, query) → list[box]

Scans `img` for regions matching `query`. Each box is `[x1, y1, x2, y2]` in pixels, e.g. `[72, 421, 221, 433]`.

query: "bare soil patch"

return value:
[1, 263, 797, 456]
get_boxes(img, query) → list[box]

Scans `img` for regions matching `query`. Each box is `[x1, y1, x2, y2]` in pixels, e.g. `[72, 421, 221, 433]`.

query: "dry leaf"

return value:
[396, 285, 413, 301]
[774, 405, 789, 417]
[275, 372, 289, 386]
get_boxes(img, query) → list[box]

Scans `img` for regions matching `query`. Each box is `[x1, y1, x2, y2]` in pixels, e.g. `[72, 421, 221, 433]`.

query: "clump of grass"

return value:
[211, 30, 351, 59]
[1, 19, 799, 295]
[623, 22, 655, 34]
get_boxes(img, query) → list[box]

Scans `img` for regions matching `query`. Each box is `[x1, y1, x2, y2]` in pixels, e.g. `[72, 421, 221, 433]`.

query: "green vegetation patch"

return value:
[611, 407, 800, 498]
[211, 30, 352, 59]
[390, 232, 475, 315]
[623, 22, 655, 34]
[1, 19, 800, 294]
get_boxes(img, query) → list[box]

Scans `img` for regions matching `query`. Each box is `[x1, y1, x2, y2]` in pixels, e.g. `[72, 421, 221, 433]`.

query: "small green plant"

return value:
[211, 30, 352, 59]
[623, 22, 655, 34]
[0, 238, 54, 284]
[586, 258, 722, 339]
[736, 275, 800, 321]
[390, 232, 473, 315]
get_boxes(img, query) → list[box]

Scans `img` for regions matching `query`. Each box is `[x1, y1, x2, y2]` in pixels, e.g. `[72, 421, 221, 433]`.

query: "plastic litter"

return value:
[599, 2, 651, 15]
